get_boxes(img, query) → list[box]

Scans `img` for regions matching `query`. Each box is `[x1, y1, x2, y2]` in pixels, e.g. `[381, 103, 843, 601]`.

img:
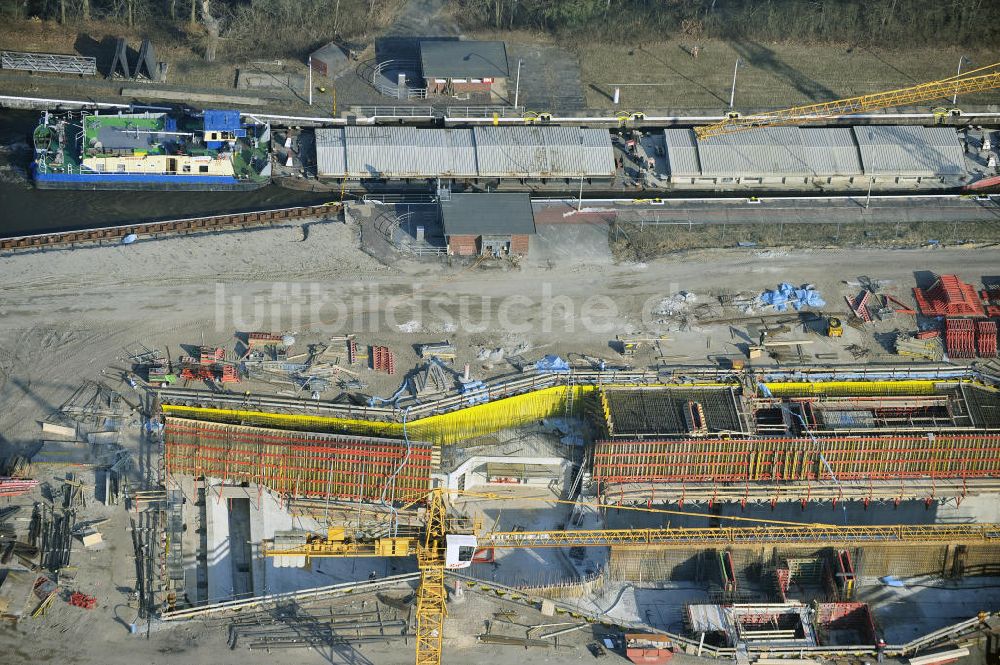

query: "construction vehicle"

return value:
[826, 317, 843, 337]
[263, 489, 1000, 665]
[696, 61, 1000, 139]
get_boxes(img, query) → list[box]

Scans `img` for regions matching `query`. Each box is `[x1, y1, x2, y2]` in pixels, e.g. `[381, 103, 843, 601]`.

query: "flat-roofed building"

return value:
[420, 40, 509, 101]
[440, 193, 535, 257]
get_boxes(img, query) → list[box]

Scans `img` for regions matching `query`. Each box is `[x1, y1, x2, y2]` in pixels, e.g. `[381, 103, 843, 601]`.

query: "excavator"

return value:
[695, 61, 1000, 139]
[263, 488, 1000, 665]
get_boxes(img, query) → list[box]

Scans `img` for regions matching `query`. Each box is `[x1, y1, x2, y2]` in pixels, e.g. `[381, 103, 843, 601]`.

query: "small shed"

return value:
[310, 41, 350, 78]
[440, 193, 535, 257]
[420, 40, 509, 99]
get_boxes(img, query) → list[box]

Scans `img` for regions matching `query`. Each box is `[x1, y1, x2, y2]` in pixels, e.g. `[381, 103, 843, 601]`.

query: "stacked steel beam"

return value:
[370, 345, 395, 374]
[593, 433, 1000, 484]
[0, 477, 40, 497]
[945, 318, 976, 358]
[977, 320, 998, 358]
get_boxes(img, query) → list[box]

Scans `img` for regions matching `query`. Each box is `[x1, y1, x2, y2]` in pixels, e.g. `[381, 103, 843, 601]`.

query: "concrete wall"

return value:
[608, 544, 1000, 583]
[447, 233, 530, 256]
[443, 455, 570, 491]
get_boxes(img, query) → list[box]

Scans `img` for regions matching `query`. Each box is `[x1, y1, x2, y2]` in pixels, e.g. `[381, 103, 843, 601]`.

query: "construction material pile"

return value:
[759, 283, 825, 312]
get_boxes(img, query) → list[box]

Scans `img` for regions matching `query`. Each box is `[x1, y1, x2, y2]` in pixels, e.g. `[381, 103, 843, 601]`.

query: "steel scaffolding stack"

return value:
[1, 50, 97, 75]
[163, 417, 433, 502]
[594, 379, 1000, 504]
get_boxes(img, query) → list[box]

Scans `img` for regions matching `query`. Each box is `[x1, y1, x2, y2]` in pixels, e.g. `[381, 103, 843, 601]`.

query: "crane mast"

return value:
[414, 489, 448, 665]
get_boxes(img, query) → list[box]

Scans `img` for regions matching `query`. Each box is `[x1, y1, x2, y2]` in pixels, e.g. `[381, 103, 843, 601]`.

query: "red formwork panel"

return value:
[370, 345, 396, 374]
[945, 318, 976, 358]
[221, 364, 241, 383]
[977, 320, 998, 358]
[913, 275, 985, 317]
[163, 418, 432, 502]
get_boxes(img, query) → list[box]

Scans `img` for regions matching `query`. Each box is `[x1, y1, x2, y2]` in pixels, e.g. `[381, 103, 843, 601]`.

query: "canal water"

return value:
[0, 110, 329, 237]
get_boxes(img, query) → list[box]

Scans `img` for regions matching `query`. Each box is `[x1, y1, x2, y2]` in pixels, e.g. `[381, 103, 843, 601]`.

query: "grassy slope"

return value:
[579, 39, 1000, 111]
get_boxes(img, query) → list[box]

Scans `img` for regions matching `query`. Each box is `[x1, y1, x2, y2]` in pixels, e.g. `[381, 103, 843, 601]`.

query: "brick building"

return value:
[420, 41, 509, 101]
[440, 193, 535, 257]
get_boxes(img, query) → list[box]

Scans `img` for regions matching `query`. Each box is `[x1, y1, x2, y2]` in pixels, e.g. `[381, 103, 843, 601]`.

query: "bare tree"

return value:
[201, 0, 221, 62]
[81, 0, 90, 21]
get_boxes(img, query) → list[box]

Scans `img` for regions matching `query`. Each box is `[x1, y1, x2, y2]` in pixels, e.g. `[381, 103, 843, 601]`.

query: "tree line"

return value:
[4, 0, 398, 61]
[6, 1, 997, 55]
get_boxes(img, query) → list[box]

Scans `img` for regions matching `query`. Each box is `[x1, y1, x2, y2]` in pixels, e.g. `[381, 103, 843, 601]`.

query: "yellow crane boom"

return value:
[477, 522, 1000, 549]
[695, 62, 1000, 139]
[261, 489, 1000, 665]
[265, 521, 1000, 558]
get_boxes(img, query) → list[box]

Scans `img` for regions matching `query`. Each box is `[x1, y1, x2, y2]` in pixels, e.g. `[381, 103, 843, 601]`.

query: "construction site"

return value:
[2, 17, 1000, 665]
[2, 240, 1000, 665]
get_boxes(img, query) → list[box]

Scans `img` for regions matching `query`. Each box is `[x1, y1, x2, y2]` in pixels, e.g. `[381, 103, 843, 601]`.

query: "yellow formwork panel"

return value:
[762, 380, 941, 397]
[161, 404, 401, 437]
[161, 385, 595, 446]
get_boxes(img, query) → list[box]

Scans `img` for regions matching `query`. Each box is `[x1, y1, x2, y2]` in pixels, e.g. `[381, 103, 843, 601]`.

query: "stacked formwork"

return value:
[946, 318, 976, 358]
[162, 384, 589, 445]
[977, 320, 998, 358]
[594, 433, 1000, 486]
[164, 417, 432, 502]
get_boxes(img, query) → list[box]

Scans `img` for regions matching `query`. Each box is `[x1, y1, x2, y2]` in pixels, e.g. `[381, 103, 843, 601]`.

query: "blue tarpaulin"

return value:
[535, 355, 570, 373]
[203, 109, 243, 133]
[759, 282, 826, 312]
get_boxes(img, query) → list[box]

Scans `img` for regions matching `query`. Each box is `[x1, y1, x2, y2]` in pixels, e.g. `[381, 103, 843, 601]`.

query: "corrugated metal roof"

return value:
[801, 127, 862, 176]
[316, 127, 477, 177]
[473, 126, 614, 177]
[315, 128, 347, 177]
[663, 129, 701, 177]
[344, 127, 456, 178]
[694, 127, 863, 177]
[854, 125, 965, 176]
[317, 126, 613, 179]
[440, 193, 535, 236]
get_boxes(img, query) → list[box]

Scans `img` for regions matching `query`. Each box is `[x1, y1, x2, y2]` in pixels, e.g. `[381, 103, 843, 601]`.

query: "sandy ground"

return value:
[1, 215, 999, 664]
[2, 216, 999, 448]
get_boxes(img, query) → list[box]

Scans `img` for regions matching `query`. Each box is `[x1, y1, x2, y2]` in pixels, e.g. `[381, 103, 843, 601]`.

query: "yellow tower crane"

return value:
[695, 61, 1000, 139]
[263, 489, 1000, 665]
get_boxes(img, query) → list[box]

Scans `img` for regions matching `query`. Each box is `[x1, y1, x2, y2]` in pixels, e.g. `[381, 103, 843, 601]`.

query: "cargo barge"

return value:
[31, 109, 271, 190]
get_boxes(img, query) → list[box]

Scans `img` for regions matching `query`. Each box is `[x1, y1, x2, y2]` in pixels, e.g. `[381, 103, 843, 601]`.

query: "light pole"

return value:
[729, 57, 741, 110]
[513, 59, 522, 109]
[308, 55, 313, 106]
[954, 55, 971, 105]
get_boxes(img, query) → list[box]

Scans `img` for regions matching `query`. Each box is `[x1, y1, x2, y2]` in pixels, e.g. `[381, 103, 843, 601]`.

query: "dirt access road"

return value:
[1, 217, 998, 451]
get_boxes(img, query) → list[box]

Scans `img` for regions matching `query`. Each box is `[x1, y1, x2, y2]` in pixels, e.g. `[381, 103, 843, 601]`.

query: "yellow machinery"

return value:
[827, 317, 843, 337]
[263, 489, 1000, 665]
[695, 62, 1000, 139]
